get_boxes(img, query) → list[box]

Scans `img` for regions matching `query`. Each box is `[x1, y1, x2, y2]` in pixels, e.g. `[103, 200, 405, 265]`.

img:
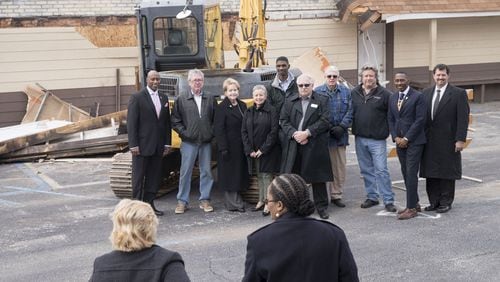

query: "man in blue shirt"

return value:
[314, 66, 353, 208]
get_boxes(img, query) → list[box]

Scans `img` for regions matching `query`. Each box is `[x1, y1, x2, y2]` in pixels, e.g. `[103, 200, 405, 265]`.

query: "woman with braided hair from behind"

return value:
[242, 174, 359, 282]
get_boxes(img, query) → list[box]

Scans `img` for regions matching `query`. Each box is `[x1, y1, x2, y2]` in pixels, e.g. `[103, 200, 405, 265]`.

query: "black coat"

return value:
[241, 101, 281, 174]
[127, 88, 171, 156]
[90, 245, 190, 282]
[280, 92, 332, 183]
[351, 84, 391, 140]
[243, 213, 359, 282]
[214, 98, 249, 192]
[420, 84, 469, 179]
[387, 87, 427, 145]
[171, 91, 216, 144]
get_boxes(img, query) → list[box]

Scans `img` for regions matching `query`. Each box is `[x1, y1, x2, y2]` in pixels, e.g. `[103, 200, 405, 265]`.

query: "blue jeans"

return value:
[177, 141, 214, 204]
[355, 136, 394, 204]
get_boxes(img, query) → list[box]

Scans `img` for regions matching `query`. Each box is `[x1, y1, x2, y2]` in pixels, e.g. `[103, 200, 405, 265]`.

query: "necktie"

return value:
[432, 89, 441, 120]
[397, 92, 404, 111]
[152, 93, 161, 118]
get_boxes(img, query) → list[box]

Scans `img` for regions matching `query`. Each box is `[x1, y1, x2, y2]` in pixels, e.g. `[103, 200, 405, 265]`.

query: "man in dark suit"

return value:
[420, 64, 469, 213]
[280, 74, 332, 219]
[388, 72, 427, 220]
[127, 70, 172, 216]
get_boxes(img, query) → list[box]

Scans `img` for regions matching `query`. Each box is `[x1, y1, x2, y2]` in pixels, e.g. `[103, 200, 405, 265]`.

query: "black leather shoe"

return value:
[262, 210, 270, 217]
[150, 202, 164, 216]
[360, 199, 379, 208]
[385, 203, 397, 212]
[251, 202, 264, 212]
[229, 208, 246, 213]
[435, 206, 451, 213]
[153, 207, 164, 216]
[424, 205, 437, 211]
[332, 199, 346, 208]
[318, 210, 329, 220]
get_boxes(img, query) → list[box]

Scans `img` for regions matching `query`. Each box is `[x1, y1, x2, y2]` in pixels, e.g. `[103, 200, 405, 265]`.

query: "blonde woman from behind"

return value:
[90, 199, 190, 282]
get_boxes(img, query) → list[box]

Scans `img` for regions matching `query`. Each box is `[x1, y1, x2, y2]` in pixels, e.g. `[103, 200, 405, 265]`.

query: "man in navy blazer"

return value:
[388, 72, 427, 220]
[127, 70, 172, 216]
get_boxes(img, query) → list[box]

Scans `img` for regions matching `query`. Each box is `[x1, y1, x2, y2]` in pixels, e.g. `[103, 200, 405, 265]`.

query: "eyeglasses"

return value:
[361, 65, 377, 71]
[297, 84, 311, 88]
[327, 75, 338, 79]
[263, 199, 278, 205]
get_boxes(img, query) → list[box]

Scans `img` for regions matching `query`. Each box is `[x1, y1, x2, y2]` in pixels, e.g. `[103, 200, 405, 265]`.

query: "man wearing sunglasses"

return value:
[280, 74, 332, 219]
[314, 66, 353, 208]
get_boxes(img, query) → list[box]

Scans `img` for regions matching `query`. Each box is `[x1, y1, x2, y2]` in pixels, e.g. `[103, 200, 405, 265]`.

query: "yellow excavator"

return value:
[110, 0, 278, 202]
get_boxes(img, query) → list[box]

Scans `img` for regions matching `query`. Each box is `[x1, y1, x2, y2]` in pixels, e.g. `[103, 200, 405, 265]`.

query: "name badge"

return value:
[311, 103, 318, 108]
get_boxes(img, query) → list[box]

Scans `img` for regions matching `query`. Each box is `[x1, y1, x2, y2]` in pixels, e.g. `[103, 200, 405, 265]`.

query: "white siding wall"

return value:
[394, 20, 429, 68]
[0, 27, 139, 93]
[438, 17, 500, 65]
[394, 16, 500, 68]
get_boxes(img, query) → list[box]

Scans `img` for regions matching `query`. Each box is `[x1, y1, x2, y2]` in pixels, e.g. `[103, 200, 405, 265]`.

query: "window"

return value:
[153, 17, 198, 56]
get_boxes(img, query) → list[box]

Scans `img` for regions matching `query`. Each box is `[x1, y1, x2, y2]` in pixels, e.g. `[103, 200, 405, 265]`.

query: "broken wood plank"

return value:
[0, 110, 127, 155]
[23, 84, 91, 123]
[0, 134, 128, 163]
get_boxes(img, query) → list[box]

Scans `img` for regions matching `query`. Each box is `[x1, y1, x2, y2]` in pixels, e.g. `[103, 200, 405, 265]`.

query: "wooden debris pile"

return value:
[0, 85, 129, 163]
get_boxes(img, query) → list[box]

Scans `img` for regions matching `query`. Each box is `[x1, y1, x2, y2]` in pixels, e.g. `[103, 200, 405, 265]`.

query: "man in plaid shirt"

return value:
[314, 66, 353, 208]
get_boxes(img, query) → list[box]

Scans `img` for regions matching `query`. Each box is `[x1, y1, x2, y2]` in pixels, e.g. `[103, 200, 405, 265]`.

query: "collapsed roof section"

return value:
[336, 0, 500, 31]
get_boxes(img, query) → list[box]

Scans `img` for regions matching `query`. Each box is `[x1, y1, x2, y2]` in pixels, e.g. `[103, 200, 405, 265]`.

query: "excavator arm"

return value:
[236, 0, 267, 70]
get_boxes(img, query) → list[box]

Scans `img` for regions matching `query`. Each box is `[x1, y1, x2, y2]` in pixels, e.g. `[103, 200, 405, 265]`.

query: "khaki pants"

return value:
[327, 146, 347, 200]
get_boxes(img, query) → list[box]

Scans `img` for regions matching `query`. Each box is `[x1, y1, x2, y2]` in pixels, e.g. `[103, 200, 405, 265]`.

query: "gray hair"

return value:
[297, 73, 314, 84]
[324, 65, 340, 75]
[188, 69, 204, 81]
[252, 84, 267, 95]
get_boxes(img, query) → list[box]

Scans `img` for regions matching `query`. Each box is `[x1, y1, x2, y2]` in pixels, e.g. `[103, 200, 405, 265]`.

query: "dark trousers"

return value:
[425, 178, 455, 207]
[397, 144, 424, 209]
[132, 154, 163, 203]
[292, 147, 329, 212]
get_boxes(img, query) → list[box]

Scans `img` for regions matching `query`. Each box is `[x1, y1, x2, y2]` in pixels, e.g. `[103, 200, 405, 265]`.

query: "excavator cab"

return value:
[136, 0, 223, 85]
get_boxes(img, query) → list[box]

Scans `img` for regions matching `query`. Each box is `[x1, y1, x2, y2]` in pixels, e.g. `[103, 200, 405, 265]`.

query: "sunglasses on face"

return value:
[327, 75, 338, 79]
[297, 84, 311, 88]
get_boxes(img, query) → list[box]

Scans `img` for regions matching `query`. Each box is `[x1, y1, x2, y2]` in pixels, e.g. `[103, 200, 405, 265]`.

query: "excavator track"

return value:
[109, 151, 180, 199]
[110, 151, 261, 203]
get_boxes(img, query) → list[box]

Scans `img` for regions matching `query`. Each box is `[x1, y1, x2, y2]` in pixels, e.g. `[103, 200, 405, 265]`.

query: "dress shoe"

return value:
[229, 207, 246, 213]
[332, 199, 346, 208]
[150, 202, 164, 216]
[416, 203, 422, 212]
[360, 199, 379, 208]
[397, 208, 418, 220]
[262, 210, 270, 217]
[398, 204, 422, 214]
[251, 201, 265, 212]
[318, 209, 329, 220]
[385, 203, 397, 212]
[424, 205, 437, 211]
[436, 205, 451, 213]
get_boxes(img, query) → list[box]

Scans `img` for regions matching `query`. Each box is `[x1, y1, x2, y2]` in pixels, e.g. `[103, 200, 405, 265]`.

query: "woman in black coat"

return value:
[241, 84, 281, 215]
[214, 78, 249, 212]
[242, 174, 359, 282]
[90, 199, 190, 282]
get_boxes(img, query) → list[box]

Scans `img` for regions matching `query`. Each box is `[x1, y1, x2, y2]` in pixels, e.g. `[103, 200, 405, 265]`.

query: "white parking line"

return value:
[3, 185, 118, 202]
[376, 210, 441, 219]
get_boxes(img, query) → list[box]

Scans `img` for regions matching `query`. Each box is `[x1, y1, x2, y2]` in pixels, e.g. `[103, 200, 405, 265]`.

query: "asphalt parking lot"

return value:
[1, 102, 500, 282]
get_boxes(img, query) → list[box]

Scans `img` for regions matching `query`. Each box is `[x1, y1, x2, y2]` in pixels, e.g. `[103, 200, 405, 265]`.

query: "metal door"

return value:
[358, 23, 386, 85]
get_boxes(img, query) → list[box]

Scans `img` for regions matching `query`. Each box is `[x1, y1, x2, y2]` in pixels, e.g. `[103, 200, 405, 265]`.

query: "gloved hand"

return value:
[221, 150, 230, 161]
[330, 126, 345, 140]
